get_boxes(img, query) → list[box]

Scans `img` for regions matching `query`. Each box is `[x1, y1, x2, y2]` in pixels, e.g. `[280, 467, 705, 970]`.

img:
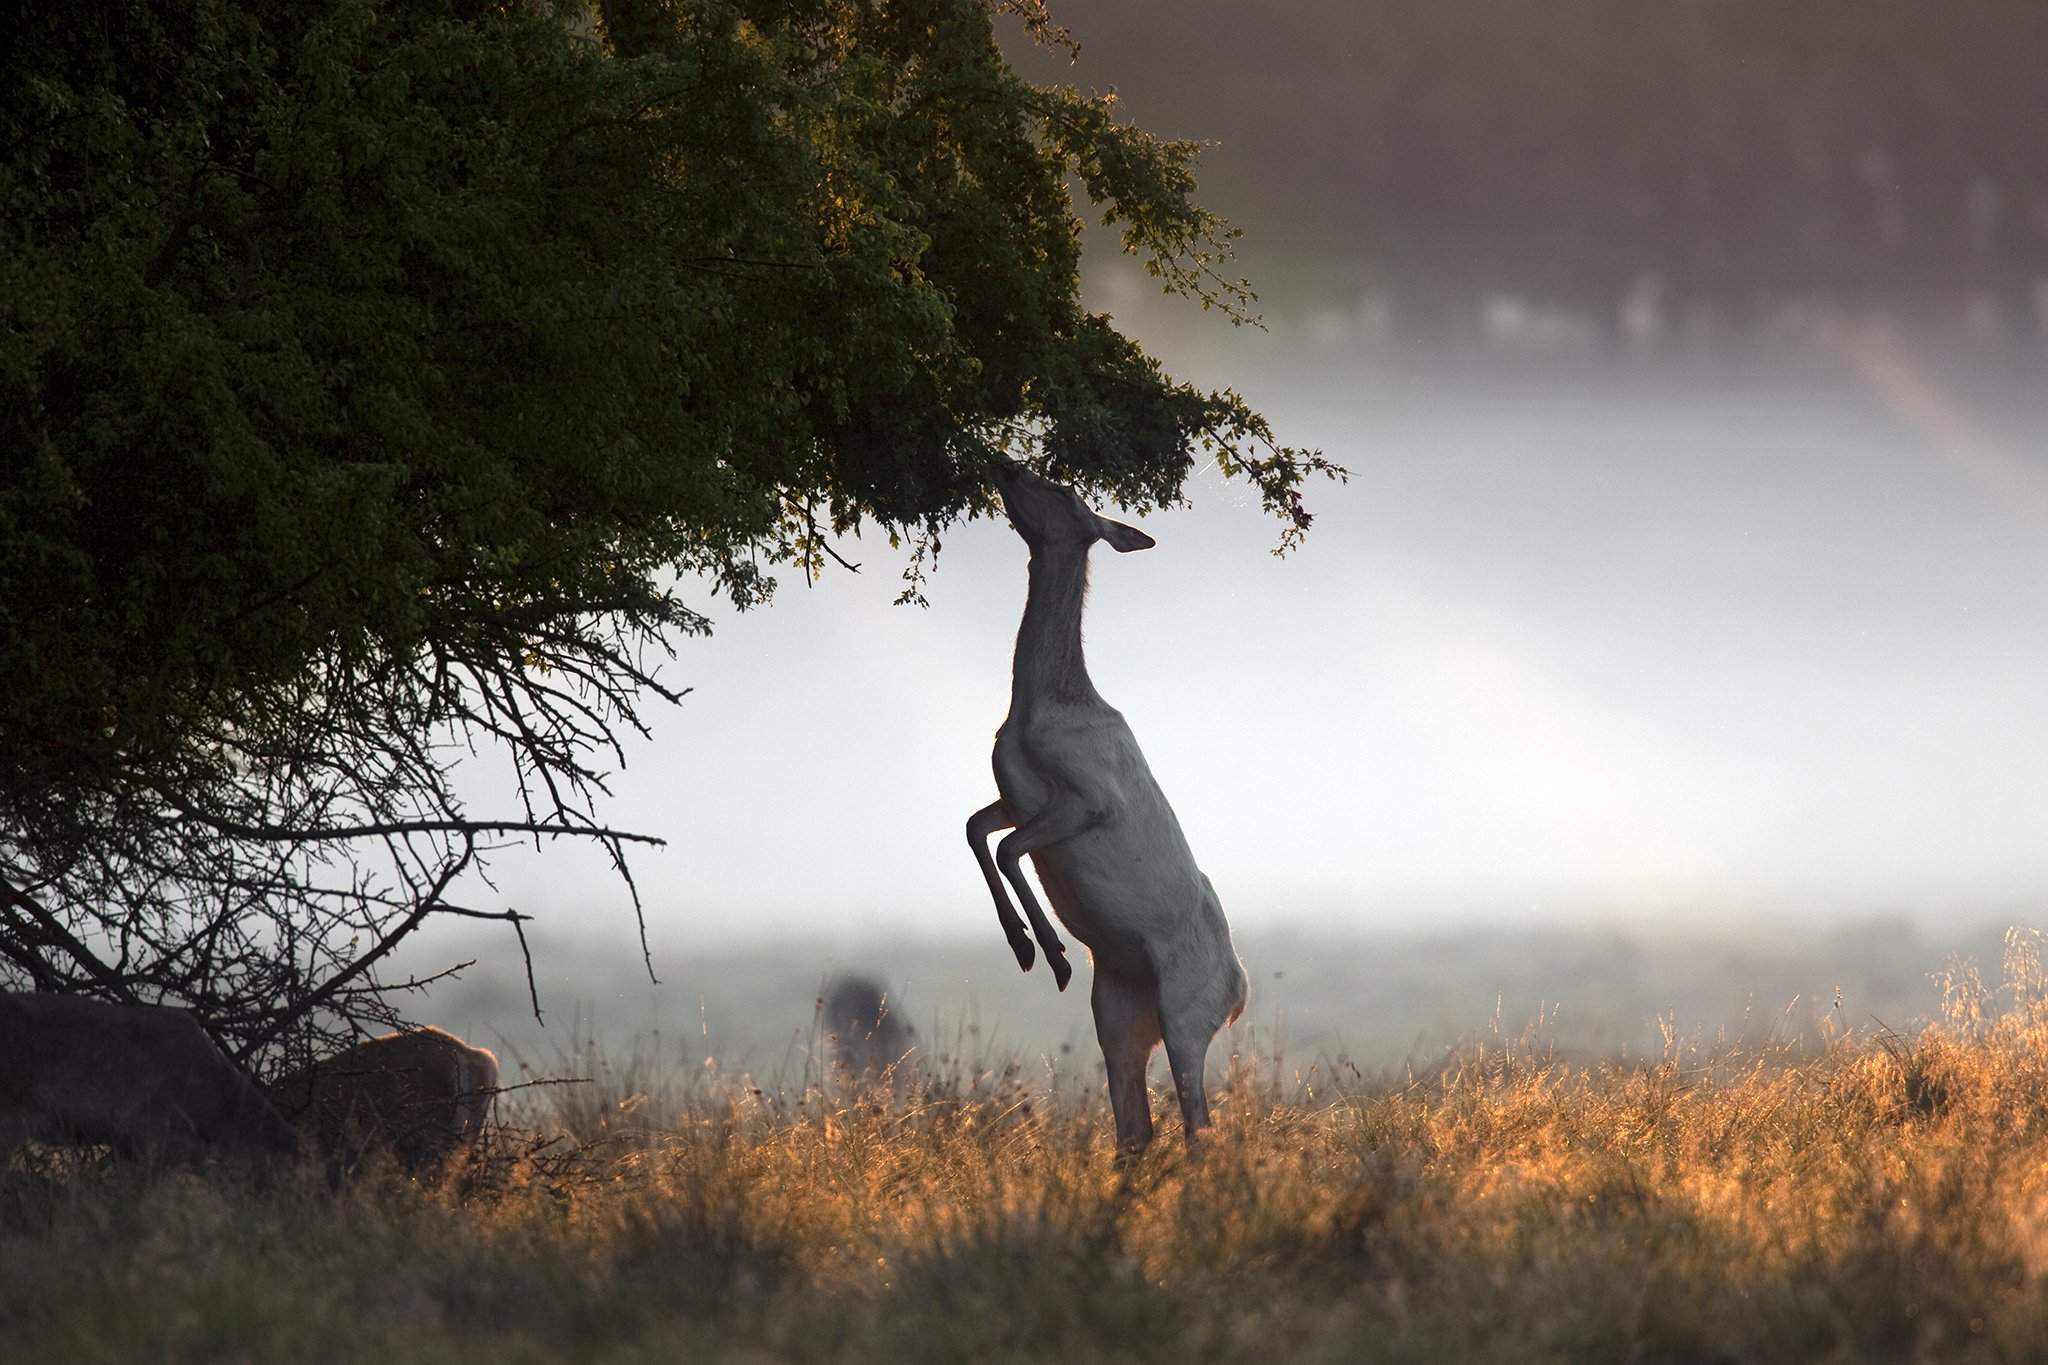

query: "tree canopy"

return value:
[0, 0, 1331, 1057]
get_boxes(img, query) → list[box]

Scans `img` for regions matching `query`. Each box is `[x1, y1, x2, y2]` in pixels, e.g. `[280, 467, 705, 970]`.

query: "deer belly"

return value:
[1025, 844, 1155, 976]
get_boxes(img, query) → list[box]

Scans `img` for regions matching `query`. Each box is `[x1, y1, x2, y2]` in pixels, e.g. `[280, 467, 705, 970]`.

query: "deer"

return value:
[966, 458, 1248, 1152]
[820, 974, 917, 1089]
[266, 1026, 498, 1176]
[0, 992, 299, 1166]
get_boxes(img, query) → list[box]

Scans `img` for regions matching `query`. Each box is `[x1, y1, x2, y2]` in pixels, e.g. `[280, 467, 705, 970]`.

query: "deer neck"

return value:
[1010, 543, 1098, 710]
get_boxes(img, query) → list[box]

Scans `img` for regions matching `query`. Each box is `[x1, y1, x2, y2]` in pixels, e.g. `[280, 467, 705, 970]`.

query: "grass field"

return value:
[9, 951, 2048, 1363]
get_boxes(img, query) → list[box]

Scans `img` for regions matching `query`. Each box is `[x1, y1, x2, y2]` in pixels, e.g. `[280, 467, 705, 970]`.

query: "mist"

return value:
[444, 336, 2048, 933]
[421, 0, 2048, 1064]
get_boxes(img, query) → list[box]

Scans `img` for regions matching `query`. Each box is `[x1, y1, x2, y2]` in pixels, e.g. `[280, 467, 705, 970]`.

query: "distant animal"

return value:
[267, 1026, 498, 1174]
[0, 992, 298, 1166]
[966, 458, 1248, 1151]
[821, 975, 915, 1082]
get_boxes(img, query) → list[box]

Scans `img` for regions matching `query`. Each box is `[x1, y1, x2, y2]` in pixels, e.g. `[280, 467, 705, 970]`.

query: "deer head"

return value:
[992, 459, 1156, 555]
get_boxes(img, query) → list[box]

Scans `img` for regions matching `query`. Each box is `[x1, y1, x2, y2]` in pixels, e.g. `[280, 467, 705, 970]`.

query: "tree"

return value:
[0, 0, 1335, 1067]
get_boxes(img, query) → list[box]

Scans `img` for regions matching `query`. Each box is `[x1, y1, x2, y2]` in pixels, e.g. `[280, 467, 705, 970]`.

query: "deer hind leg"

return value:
[1160, 968, 1237, 1148]
[1160, 1018, 1217, 1149]
[967, 800, 1035, 972]
[1091, 968, 1161, 1153]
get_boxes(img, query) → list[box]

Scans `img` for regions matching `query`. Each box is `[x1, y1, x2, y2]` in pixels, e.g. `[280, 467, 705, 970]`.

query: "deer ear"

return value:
[1095, 516, 1156, 553]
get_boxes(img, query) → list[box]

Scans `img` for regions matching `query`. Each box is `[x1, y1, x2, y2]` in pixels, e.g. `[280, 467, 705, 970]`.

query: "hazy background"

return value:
[411, 2, 2048, 1075]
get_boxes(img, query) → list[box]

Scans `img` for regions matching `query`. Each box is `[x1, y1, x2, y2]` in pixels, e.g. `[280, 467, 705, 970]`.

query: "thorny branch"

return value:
[0, 592, 692, 1076]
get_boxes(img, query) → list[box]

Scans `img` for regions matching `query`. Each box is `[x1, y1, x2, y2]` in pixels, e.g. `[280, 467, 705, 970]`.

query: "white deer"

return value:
[966, 459, 1248, 1151]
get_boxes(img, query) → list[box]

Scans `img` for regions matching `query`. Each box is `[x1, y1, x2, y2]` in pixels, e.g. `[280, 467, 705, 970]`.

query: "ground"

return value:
[7, 971, 2048, 1363]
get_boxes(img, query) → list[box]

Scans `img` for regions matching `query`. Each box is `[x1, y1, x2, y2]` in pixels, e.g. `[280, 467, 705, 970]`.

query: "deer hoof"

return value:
[1009, 933, 1035, 972]
[1049, 950, 1072, 992]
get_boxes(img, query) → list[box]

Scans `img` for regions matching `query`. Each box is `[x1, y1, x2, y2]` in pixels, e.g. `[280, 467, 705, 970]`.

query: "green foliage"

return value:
[0, 0, 1333, 1022]
[0, 0, 1320, 789]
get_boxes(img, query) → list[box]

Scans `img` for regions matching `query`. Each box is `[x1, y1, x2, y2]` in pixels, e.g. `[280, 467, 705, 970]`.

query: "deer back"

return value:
[268, 1026, 498, 1174]
[0, 992, 297, 1165]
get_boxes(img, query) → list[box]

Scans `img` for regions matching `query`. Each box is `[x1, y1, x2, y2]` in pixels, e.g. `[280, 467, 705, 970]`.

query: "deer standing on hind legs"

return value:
[966, 458, 1248, 1153]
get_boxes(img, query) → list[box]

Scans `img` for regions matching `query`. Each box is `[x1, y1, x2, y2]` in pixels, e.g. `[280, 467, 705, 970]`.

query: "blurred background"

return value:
[411, 1, 2048, 1079]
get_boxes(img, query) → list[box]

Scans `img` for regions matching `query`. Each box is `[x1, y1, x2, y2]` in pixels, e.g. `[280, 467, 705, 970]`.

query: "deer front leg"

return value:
[993, 798, 1106, 992]
[966, 800, 1035, 972]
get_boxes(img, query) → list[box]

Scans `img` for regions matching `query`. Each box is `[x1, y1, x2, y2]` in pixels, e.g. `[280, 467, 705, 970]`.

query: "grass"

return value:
[11, 945, 2048, 1363]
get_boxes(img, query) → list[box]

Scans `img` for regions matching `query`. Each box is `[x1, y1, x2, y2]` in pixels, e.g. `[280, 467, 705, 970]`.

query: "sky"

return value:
[447, 4, 2048, 960]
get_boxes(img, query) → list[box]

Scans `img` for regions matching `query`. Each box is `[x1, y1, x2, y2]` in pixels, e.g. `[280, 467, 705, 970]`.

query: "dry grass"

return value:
[12, 942, 2048, 1363]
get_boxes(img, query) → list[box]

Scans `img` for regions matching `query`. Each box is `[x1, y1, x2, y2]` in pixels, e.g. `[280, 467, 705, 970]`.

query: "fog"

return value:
[446, 333, 2048, 934]
[418, 3, 2048, 1064]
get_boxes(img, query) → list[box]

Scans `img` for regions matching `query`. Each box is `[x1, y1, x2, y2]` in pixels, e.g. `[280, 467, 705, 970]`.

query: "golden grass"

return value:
[11, 947, 2048, 1363]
